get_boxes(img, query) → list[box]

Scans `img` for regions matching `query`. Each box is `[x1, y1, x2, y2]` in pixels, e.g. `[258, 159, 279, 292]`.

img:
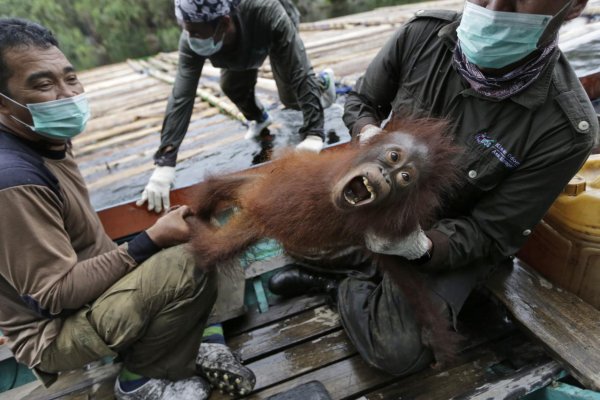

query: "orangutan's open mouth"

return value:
[343, 176, 376, 205]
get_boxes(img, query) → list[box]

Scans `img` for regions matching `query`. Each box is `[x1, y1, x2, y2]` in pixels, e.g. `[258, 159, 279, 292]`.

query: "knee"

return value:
[278, 93, 299, 110]
[141, 245, 216, 299]
[219, 79, 235, 99]
[337, 278, 433, 376]
[366, 334, 432, 376]
[167, 250, 218, 312]
[220, 79, 250, 102]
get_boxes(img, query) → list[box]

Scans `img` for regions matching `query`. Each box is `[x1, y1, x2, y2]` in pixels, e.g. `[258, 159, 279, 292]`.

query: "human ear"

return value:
[565, 0, 588, 21]
[0, 93, 12, 116]
[215, 15, 232, 42]
[219, 16, 232, 34]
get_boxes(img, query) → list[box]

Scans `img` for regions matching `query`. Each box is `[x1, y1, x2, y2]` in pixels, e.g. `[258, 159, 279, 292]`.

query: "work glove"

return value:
[365, 226, 430, 260]
[296, 135, 324, 153]
[136, 166, 176, 213]
[358, 124, 383, 143]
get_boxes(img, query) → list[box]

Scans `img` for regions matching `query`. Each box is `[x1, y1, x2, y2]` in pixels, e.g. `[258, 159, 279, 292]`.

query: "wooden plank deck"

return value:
[2, 285, 561, 400]
[3, 1, 600, 398]
[486, 260, 600, 391]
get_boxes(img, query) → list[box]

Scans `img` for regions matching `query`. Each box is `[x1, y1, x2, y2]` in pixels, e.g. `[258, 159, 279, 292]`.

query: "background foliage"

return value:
[0, 0, 181, 70]
[0, 0, 421, 71]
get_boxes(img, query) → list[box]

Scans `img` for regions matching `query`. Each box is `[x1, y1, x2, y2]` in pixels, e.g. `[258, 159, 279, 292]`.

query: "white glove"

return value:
[136, 166, 176, 213]
[365, 227, 431, 260]
[358, 124, 383, 143]
[296, 135, 324, 153]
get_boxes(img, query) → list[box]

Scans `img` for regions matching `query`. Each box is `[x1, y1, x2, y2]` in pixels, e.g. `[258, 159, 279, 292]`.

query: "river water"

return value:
[564, 37, 600, 77]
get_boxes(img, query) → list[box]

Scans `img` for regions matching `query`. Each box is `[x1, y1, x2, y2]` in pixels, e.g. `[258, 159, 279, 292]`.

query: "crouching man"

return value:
[0, 18, 253, 399]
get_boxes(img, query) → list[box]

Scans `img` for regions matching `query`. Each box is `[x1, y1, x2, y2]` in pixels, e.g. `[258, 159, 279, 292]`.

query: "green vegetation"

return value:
[0, 0, 181, 70]
[0, 0, 424, 70]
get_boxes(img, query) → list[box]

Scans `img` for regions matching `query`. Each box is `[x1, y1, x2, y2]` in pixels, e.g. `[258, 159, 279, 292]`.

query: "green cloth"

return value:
[119, 367, 144, 382]
[239, 238, 284, 270]
[202, 324, 224, 339]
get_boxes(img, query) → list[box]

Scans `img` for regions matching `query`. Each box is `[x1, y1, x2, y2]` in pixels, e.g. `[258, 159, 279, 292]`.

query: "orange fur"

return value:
[188, 117, 463, 366]
[189, 117, 459, 267]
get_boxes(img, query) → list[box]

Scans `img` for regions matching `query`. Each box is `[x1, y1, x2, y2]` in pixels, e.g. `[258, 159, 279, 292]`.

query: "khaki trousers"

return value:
[38, 245, 217, 381]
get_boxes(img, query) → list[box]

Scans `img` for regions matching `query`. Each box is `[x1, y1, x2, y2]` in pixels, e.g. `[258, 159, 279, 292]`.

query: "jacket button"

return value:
[578, 120, 590, 131]
[468, 170, 477, 178]
[522, 229, 532, 236]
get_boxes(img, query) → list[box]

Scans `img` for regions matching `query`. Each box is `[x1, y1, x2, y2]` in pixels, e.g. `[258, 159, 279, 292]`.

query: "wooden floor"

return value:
[3, 1, 600, 398]
[3, 288, 562, 400]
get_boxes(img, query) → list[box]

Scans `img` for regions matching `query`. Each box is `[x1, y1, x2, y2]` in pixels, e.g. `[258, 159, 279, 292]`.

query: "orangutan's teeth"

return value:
[344, 193, 356, 205]
[363, 177, 375, 198]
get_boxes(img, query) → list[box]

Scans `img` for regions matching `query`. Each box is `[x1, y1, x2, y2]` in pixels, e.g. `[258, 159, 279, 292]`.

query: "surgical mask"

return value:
[186, 30, 223, 56]
[0, 92, 90, 140]
[457, 2, 554, 69]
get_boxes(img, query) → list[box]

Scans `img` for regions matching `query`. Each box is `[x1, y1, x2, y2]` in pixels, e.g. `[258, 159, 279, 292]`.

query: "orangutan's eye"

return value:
[400, 172, 411, 182]
[388, 151, 400, 163]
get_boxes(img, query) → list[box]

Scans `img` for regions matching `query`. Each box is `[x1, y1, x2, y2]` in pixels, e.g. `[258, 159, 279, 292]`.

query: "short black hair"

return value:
[0, 18, 59, 95]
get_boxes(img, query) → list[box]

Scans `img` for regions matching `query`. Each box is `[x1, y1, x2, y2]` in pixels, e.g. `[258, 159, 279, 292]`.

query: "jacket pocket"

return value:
[462, 138, 513, 192]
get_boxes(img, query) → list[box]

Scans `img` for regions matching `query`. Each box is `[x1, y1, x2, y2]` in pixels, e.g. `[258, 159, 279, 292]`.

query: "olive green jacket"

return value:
[343, 11, 598, 317]
[155, 0, 322, 166]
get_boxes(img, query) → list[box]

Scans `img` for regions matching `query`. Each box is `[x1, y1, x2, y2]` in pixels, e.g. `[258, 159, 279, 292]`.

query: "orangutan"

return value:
[189, 117, 459, 266]
[188, 117, 462, 367]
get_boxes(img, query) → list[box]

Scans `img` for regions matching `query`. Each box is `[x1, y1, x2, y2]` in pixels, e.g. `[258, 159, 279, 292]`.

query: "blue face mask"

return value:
[457, 2, 553, 69]
[186, 30, 223, 56]
[0, 92, 91, 140]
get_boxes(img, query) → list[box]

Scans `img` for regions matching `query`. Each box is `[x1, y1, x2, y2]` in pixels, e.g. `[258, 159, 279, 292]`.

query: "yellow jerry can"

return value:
[518, 154, 600, 308]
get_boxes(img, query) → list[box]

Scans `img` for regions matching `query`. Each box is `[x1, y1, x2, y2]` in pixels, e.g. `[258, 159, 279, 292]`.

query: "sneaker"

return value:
[318, 68, 336, 109]
[114, 376, 210, 400]
[296, 135, 324, 153]
[244, 112, 273, 140]
[196, 343, 256, 397]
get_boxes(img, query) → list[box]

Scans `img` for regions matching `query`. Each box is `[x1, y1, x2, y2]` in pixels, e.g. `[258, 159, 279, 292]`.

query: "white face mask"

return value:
[0, 92, 90, 140]
[456, 0, 572, 69]
[186, 30, 223, 56]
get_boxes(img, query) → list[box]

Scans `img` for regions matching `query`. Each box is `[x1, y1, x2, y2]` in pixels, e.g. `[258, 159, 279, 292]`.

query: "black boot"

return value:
[268, 265, 339, 299]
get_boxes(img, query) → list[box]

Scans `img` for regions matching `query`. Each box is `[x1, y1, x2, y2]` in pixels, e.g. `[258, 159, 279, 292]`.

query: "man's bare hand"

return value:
[0, 337, 8, 345]
[146, 205, 194, 248]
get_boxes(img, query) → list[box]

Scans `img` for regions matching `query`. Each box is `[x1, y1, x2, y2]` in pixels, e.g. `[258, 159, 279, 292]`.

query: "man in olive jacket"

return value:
[270, 0, 598, 376]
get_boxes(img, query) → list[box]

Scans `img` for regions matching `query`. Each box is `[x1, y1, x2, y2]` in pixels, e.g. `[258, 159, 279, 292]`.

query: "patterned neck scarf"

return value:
[174, 0, 240, 23]
[452, 39, 558, 101]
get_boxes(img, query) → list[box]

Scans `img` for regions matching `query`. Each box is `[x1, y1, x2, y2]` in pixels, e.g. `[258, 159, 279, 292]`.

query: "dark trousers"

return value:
[337, 270, 438, 376]
[220, 68, 303, 122]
